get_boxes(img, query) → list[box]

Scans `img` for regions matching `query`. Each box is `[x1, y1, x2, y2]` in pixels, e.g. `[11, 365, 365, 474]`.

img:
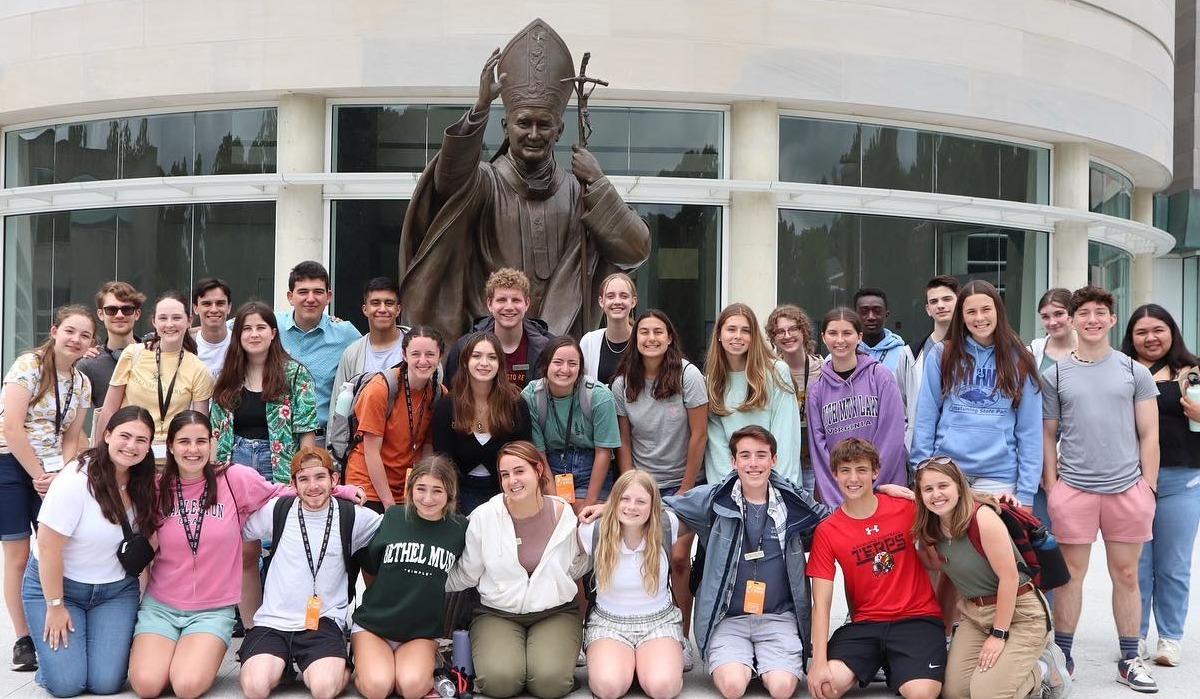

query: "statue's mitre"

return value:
[499, 18, 574, 116]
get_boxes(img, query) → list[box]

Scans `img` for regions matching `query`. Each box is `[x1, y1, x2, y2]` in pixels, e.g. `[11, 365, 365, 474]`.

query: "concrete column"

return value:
[1051, 143, 1090, 291]
[274, 93, 326, 306]
[1131, 187, 1156, 305]
[727, 100, 779, 318]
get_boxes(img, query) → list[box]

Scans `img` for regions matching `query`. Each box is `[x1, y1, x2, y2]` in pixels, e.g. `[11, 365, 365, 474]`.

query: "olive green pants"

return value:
[470, 601, 581, 699]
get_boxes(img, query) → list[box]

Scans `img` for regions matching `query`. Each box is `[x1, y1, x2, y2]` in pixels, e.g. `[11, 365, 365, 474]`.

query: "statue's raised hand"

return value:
[476, 48, 505, 112]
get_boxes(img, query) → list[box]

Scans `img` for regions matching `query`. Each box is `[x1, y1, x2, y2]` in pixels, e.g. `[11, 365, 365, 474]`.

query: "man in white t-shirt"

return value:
[190, 277, 232, 377]
[238, 447, 381, 699]
[330, 277, 408, 416]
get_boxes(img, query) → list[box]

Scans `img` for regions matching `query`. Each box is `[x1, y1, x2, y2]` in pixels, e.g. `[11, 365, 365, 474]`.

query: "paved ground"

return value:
[3, 539, 1198, 698]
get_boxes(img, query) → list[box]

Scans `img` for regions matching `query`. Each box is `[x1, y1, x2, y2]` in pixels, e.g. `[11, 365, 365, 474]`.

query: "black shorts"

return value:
[826, 615, 945, 690]
[237, 617, 348, 672]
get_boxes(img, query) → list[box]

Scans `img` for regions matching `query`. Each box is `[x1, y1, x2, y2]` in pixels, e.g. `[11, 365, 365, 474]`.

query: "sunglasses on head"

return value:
[101, 305, 139, 317]
[916, 455, 954, 470]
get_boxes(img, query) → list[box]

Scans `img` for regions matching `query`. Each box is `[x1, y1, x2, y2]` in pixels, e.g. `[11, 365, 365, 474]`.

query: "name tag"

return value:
[744, 580, 766, 615]
[41, 455, 65, 473]
[554, 473, 576, 503]
[512, 364, 530, 371]
[744, 549, 765, 561]
[152, 444, 168, 460]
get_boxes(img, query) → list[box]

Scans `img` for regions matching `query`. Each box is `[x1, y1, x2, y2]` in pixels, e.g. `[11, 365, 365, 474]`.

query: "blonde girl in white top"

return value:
[0, 304, 95, 669]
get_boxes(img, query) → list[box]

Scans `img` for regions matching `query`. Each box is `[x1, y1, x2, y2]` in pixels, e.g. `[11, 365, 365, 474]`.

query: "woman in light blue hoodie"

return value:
[911, 280, 1042, 507]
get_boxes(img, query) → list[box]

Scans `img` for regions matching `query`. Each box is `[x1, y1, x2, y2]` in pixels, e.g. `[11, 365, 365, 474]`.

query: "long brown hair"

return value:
[28, 304, 95, 406]
[593, 470, 665, 595]
[912, 455, 994, 548]
[213, 301, 293, 409]
[614, 309, 686, 402]
[705, 303, 792, 416]
[84, 405, 159, 536]
[496, 441, 553, 496]
[938, 280, 1039, 407]
[157, 410, 228, 517]
[451, 332, 521, 435]
[405, 454, 460, 519]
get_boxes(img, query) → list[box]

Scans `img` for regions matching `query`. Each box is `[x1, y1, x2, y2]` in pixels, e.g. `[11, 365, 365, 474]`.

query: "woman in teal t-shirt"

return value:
[521, 336, 621, 514]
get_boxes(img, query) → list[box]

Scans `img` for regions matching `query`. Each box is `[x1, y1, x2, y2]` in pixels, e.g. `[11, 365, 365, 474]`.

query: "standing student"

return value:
[431, 331, 532, 515]
[331, 277, 408, 415]
[209, 301, 320, 627]
[1121, 304, 1200, 667]
[95, 291, 213, 457]
[1043, 285, 1160, 692]
[912, 455, 1071, 699]
[894, 276, 960, 449]
[1028, 288, 1076, 542]
[78, 281, 144, 418]
[448, 441, 590, 699]
[1, 305, 96, 672]
[703, 303, 800, 485]
[580, 273, 637, 385]
[277, 261, 362, 440]
[578, 470, 684, 699]
[344, 327, 443, 512]
[351, 456, 467, 699]
[766, 304, 825, 493]
[190, 278, 233, 377]
[522, 336, 622, 512]
[853, 287, 905, 373]
[806, 308, 906, 505]
[127, 411, 359, 699]
[20, 406, 157, 697]
[611, 309, 706, 653]
[238, 447, 382, 699]
[911, 280, 1042, 507]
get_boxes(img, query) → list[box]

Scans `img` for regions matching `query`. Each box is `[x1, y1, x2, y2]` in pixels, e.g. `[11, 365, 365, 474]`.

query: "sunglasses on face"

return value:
[101, 305, 139, 317]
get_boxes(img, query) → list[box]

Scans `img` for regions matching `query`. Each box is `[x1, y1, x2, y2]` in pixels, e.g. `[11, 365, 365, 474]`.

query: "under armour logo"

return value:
[865, 525, 879, 535]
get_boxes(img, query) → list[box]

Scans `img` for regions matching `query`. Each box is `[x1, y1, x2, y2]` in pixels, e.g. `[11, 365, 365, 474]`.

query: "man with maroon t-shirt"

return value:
[442, 268, 554, 389]
[807, 438, 944, 699]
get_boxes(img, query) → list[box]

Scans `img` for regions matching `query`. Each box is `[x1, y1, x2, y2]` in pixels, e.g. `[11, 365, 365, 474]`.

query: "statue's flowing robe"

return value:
[399, 108, 650, 341]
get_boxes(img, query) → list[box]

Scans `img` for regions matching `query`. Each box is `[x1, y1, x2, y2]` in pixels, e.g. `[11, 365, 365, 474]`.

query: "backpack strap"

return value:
[965, 500, 987, 557]
[579, 378, 595, 422]
[382, 368, 402, 422]
[534, 381, 550, 437]
[337, 500, 360, 603]
[262, 496, 297, 581]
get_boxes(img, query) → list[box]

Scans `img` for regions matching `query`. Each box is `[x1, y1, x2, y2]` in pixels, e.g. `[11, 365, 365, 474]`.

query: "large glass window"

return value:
[1089, 162, 1133, 220]
[1088, 241, 1132, 344]
[777, 210, 1048, 345]
[331, 200, 720, 360]
[1184, 256, 1199, 352]
[3, 203, 275, 367]
[4, 108, 277, 187]
[779, 116, 1050, 205]
[333, 105, 723, 179]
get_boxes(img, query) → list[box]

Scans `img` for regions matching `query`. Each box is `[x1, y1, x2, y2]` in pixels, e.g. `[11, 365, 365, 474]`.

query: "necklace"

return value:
[119, 484, 128, 492]
[1070, 350, 1096, 365]
[474, 404, 487, 432]
[603, 334, 630, 355]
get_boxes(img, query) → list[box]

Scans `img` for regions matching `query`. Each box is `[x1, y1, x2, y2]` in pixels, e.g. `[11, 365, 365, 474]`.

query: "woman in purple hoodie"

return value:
[805, 308, 908, 504]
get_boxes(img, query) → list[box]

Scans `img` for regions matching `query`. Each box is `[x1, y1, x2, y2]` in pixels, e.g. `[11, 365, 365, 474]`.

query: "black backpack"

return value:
[261, 497, 365, 604]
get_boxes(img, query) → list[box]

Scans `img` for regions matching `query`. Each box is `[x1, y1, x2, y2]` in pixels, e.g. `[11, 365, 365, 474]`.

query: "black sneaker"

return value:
[11, 635, 36, 672]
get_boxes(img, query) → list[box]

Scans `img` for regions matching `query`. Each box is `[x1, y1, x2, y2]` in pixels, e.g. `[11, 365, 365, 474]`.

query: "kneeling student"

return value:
[237, 447, 382, 699]
[806, 438, 944, 699]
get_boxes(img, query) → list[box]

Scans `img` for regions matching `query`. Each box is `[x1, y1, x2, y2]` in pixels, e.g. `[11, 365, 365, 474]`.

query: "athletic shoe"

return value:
[1138, 638, 1148, 660]
[10, 636, 36, 672]
[682, 640, 694, 672]
[576, 649, 586, 667]
[1117, 656, 1159, 693]
[1040, 638, 1072, 699]
[1153, 638, 1181, 667]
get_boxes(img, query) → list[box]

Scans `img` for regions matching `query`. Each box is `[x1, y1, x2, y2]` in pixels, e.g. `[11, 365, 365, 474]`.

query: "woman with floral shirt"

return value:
[208, 301, 318, 627]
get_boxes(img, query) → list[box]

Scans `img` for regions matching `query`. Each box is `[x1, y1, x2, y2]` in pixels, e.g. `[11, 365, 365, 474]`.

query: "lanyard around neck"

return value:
[156, 346, 183, 424]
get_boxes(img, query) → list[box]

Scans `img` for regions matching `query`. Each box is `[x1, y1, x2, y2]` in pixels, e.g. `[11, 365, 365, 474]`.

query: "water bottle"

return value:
[334, 382, 355, 418]
[1187, 372, 1200, 433]
[433, 673, 457, 698]
[452, 628, 474, 675]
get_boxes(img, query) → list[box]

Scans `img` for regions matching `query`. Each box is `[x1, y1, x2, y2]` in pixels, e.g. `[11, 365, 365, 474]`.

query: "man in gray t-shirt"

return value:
[1041, 285, 1160, 692]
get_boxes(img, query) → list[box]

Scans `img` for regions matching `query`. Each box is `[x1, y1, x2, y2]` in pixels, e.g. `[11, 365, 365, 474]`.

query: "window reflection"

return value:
[1089, 163, 1133, 220]
[1088, 241, 1132, 344]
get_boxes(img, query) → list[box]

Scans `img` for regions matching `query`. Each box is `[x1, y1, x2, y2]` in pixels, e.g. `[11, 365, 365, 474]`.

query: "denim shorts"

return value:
[231, 436, 274, 483]
[134, 593, 236, 644]
[548, 448, 612, 500]
[0, 452, 40, 540]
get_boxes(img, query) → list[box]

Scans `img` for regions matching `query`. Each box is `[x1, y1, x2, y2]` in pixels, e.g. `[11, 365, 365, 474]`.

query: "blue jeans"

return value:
[231, 436, 274, 483]
[548, 448, 612, 501]
[21, 557, 139, 697]
[1138, 467, 1200, 640]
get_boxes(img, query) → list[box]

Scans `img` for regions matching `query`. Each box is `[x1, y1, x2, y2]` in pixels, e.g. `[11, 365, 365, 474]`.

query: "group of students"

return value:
[0, 257, 1195, 699]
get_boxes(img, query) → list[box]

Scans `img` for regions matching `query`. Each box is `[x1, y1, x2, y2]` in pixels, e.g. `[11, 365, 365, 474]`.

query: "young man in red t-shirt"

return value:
[807, 438, 944, 699]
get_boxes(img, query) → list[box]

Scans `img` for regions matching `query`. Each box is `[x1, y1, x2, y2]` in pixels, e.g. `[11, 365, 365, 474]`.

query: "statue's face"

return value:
[502, 106, 564, 164]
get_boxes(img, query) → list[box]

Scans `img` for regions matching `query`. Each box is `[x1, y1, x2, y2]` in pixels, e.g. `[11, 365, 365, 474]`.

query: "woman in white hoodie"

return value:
[449, 440, 590, 699]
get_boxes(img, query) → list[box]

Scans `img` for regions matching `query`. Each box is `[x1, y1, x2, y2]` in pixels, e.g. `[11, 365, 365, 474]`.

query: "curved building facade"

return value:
[0, 0, 1183, 362]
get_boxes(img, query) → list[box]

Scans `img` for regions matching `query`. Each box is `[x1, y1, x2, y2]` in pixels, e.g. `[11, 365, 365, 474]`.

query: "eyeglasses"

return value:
[916, 455, 954, 470]
[101, 305, 139, 317]
[773, 326, 799, 338]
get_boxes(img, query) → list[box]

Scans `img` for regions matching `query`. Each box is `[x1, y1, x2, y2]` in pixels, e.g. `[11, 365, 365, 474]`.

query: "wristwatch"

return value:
[47, 598, 63, 607]
[989, 627, 1010, 640]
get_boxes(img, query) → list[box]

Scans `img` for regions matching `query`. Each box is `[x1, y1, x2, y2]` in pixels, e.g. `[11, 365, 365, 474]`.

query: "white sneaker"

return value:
[1138, 638, 1149, 660]
[1040, 639, 1072, 699]
[576, 648, 586, 667]
[1153, 638, 1181, 667]
[1117, 656, 1159, 693]
[682, 640, 695, 672]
